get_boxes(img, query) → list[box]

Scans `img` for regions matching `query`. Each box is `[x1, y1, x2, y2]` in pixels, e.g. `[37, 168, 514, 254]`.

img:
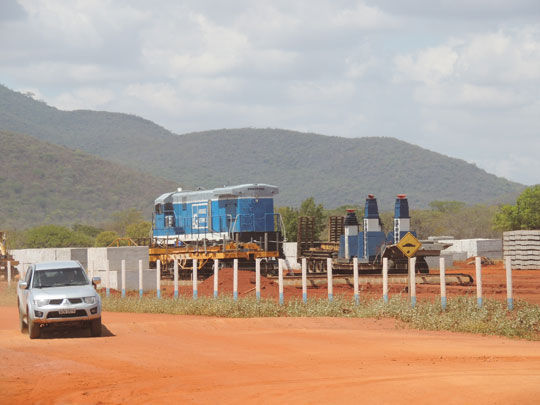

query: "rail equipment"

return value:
[0, 231, 19, 281]
[297, 195, 473, 285]
[149, 184, 285, 277]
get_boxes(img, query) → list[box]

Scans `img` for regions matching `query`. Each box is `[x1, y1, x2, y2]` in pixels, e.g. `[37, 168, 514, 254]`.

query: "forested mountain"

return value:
[0, 84, 524, 211]
[0, 130, 177, 228]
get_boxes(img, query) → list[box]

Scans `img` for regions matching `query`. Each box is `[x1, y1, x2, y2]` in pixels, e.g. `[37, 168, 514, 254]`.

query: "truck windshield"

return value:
[32, 267, 89, 288]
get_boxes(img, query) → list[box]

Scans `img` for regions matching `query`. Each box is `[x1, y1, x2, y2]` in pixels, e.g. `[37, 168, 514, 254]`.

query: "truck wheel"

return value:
[28, 318, 41, 339]
[90, 317, 102, 337]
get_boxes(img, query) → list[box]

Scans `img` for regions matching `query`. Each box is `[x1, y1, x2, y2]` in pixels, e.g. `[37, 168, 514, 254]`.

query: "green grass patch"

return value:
[2, 285, 539, 340]
[100, 293, 540, 341]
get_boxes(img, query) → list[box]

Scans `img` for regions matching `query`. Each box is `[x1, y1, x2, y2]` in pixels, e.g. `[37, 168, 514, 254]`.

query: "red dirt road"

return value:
[2, 306, 540, 404]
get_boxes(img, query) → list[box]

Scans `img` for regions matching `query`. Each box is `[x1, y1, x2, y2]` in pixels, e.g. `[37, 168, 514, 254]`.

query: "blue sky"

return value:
[1, 0, 539, 185]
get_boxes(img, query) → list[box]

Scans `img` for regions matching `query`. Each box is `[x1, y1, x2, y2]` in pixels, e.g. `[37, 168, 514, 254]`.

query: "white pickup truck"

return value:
[17, 260, 102, 339]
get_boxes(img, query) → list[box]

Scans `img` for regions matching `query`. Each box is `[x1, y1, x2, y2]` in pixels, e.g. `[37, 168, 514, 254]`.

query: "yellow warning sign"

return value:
[397, 232, 422, 258]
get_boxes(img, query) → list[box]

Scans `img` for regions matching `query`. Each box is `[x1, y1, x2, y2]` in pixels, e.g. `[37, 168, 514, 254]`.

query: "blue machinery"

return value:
[150, 184, 285, 275]
[299, 194, 435, 274]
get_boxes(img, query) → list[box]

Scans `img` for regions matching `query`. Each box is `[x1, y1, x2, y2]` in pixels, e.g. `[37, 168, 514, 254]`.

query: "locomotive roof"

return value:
[155, 184, 279, 204]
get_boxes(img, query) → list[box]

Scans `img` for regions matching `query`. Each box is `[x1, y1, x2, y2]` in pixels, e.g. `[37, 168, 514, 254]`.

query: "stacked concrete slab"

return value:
[11, 246, 150, 277]
[437, 238, 503, 260]
[12, 248, 88, 275]
[87, 247, 149, 272]
[283, 242, 300, 270]
[503, 230, 540, 270]
[91, 269, 157, 291]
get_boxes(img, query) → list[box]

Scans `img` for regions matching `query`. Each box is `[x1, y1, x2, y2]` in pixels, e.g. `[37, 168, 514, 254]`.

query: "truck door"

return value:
[20, 266, 33, 314]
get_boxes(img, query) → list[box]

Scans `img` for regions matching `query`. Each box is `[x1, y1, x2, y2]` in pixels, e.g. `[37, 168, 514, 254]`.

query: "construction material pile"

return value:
[504, 230, 540, 270]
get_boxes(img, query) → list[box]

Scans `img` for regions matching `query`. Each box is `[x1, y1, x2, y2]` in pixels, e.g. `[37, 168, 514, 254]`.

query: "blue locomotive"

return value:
[152, 184, 282, 248]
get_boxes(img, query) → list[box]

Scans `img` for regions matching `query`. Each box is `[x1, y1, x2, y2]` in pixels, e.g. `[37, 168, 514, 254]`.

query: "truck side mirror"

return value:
[92, 277, 101, 289]
[19, 281, 28, 290]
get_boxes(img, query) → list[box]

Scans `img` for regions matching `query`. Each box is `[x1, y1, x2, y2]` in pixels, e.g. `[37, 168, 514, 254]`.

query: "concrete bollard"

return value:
[256, 258, 261, 301]
[174, 260, 179, 299]
[440, 257, 447, 310]
[193, 259, 198, 299]
[139, 260, 143, 298]
[278, 259, 284, 305]
[302, 258, 307, 303]
[106, 260, 110, 298]
[475, 256, 482, 308]
[156, 260, 161, 299]
[121, 260, 126, 298]
[353, 257, 359, 304]
[382, 257, 389, 304]
[409, 257, 416, 308]
[506, 256, 513, 310]
[214, 259, 219, 299]
[327, 257, 333, 301]
[7, 261, 11, 288]
[233, 259, 238, 301]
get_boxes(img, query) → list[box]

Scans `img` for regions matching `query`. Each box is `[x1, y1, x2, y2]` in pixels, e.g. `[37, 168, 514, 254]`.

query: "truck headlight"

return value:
[83, 296, 96, 304]
[34, 299, 49, 307]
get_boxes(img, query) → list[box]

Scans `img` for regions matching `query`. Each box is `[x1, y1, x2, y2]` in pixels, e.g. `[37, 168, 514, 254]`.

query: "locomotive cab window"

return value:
[165, 215, 175, 228]
[155, 204, 163, 215]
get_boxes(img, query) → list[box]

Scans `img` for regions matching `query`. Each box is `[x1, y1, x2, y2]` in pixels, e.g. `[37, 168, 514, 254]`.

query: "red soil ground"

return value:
[2, 262, 539, 403]
[2, 306, 540, 404]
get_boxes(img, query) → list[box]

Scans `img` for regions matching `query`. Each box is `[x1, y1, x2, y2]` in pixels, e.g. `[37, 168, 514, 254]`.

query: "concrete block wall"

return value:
[12, 248, 81, 276]
[11, 246, 150, 277]
[425, 253, 454, 270]
[87, 247, 149, 272]
[438, 238, 502, 260]
[504, 230, 540, 270]
[283, 242, 300, 270]
[93, 269, 158, 291]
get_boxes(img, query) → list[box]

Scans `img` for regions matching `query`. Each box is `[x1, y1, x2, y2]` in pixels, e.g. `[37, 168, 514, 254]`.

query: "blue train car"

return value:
[153, 184, 281, 246]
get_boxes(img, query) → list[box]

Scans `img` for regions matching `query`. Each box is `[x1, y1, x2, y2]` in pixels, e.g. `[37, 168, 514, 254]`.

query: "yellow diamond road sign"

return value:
[397, 232, 422, 258]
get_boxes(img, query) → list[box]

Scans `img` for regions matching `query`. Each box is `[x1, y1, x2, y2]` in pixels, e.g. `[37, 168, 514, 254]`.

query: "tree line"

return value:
[7, 208, 151, 249]
[4, 186, 539, 248]
[278, 186, 540, 242]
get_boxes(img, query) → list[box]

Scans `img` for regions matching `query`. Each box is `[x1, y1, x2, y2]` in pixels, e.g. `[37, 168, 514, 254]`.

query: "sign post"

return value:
[382, 257, 389, 304]
[256, 258, 261, 301]
[327, 258, 333, 301]
[214, 259, 219, 299]
[193, 259, 198, 299]
[174, 260, 179, 299]
[301, 258, 307, 303]
[353, 257, 359, 304]
[396, 233, 422, 308]
[156, 260, 161, 299]
[506, 256, 513, 310]
[121, 260, 126, 298]
[440, 257, 447, 310]
[475, 257, 483, 308]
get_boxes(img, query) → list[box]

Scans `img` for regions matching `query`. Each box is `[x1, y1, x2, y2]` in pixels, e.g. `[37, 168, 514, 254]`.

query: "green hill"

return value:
[0, 84, 524, 210]
[0, 130, 177, 228]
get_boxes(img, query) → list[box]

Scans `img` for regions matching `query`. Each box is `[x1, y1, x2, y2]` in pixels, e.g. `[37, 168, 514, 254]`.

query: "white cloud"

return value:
[331, 2, 397, 30]
[395, 45, 459, 84]
[395, 26, 540, 87]
[125, 82, 181, 114]
[53, 87, 115, 110]
[1, 1, 539, 185]
[413, 83, 527, 109]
